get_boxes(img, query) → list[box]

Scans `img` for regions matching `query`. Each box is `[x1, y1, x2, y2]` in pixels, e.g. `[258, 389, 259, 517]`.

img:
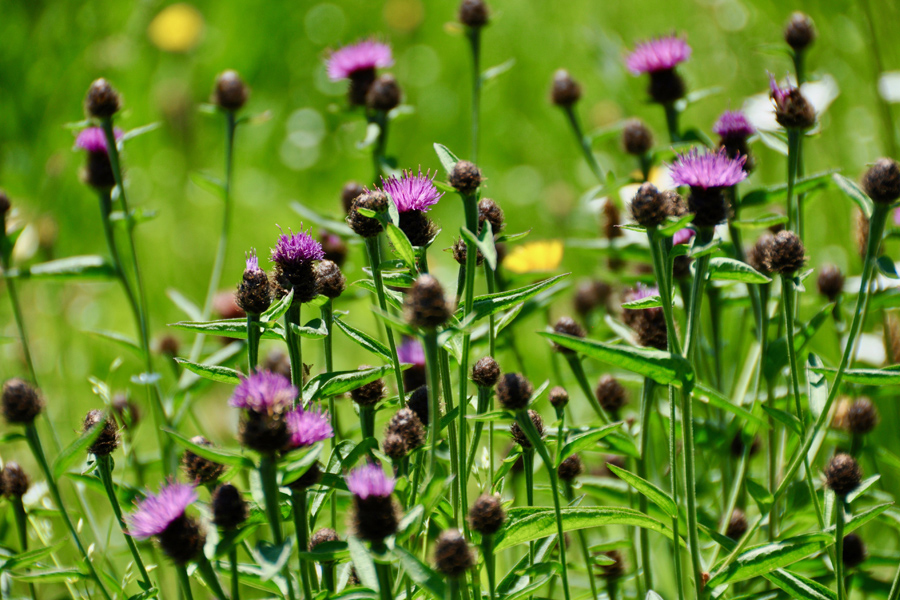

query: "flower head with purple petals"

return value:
[669, 148, 748, 190]
[623, 285, 662, 319]
[397, 337, 425, 366]
[126, 480, 197, 539]
[673, 228, 696, 246]
[245, 249, 262, 273]
[346, 463, 395, 499]
[74, 127, 123, 154]
[327, 40, 394, 81]
[626, 36, 691, 75]
[713, 110, 755, 139]
[271, 227, 325, 269]
[286, 406, 334, 448]
[768, 74, 792, 107]
[230, 370, 297, 415]
[381, 169, 444, 213]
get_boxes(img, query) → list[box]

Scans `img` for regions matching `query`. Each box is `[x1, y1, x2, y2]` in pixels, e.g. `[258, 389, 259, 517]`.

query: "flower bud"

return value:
[496, 373, 533, 410]
[84, 410, 119, 457]
[347, 191, 388, 238]
[846, 398, 878, 435]
[622, 119, 653, 156]
[383, 433, 408, 460]
[342, 181, 365, 213]
[2, 378, 44, 425]
[407, 386, 429, 426]
[315, 260, 346, 299]
[861, 158, 900, 204]
[510, 410, 543, 448]
[824, 453, 862, 497]
[557, 454, 583, 481]
[551, 69, 581, 107]
[1, 462, 29, 498]
[212, 483, 248, 530]
[552, 317, 586, 353]
[434, 530, 475, 578]
[595, 375, 628, 416]
[309, 528, 340, 552]
[762, 230, 805, 275]
[386, 408, 425, 451]
[472, 356, 501, 388]
[842, 533, 866, 568]
[398, 210, 437, 247]
[469, 494, 505, 535]
[405, 274, 451, 330]
[349, 370, 385, 407]
[83, 150, 117, 190]
[725, 508, 748, 540]
[770, 79, 816, 130]
[784, 12, 816, 52]
[366, 74, 402, 112]
[549, 386, 569, 409]
[599, 550, 626, 579]
[85, 78, 121, 118]
[630, 183, 668, 227]
[236, 251, 271, 315]
[182, 436, 226, 484]
[458, 0, 489, 28]
[449, 161, 483, 195]
[747, 234, 774, 275]
[214, 70, 249, 111]
[478, 198, 504, 233]
[451, 237, 484, 266]
[817, 265, 844, 302]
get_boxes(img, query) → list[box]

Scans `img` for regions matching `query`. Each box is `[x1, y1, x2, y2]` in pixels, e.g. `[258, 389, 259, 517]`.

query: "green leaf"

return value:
[385, 223, 418, 270]
[556, 423, 622, 466]
[290, 201, 355, 237]
[190, 172, 226, 200]
[741, 170, 836, 207]
[346, 536, 379, 592]
[167, 288, 203, 321]
[333, 316, 391, 360]
[280, 444, 322, 486]
[163, 428, 255, 469]
[707, 532, 832, 587]
[809, 366, 900, 385]
[607, 464, 678, 518]
[806, 354, 828, 418]
[174, 358, 241, 385]
[88, 329, 142, 356]
[876, 256, 900, 279]
[290, 318, 329, 339]
[658, 213, 695, 236]
[621, 295, 663, 310]
[541, 332, 694, 389]
[493, 507, 681, 551]
[458, 274, 570, 323]
[690, 237, 724, 258]
[11, 255, 116, 280]
[731, 213, 790, 230]
[693, 383, 767, 427]
[846, 475, 880, 504]
[832, 173, 874, 218]
[9, 568, 88, 582]
[261, 289, 294, 323]
[764, 304, 831, 379]
[51, 413, 108, 478]
[433, 143, 460, 174]
[251, 538, 293, 581]
[745, 477, 774, 514]
[765, 569, 837, 600]
[761, 405, 803, 436]
[0, 541, 66, 572]
[460, 221, 498, 271]
[481, 58, 516, 83]
[393, 546, 446, 599]
[708, 257, 772, 284]
[120, 122, 161, 144]
[303, 365, 396, 402]
[169, 318, 285, 342]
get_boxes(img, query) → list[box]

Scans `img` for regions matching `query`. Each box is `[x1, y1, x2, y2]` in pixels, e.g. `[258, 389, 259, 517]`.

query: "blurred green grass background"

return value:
[2, 0, 900, 495]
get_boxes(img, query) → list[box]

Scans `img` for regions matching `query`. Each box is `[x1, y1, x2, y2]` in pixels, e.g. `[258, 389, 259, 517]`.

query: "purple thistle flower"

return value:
[230, 370, 297, 414]
[626, 36, 691, 75]
[713, 110, 755, 139]
[346, 463, 395, 499]
[669, 148, 748, 190]
[286, 406, 334, 448]
[245, 249, 262, 272]
[673, 228, 696, 246]
[769, 74, 792, 107]
[381, 168, 444, 213]
[126, 481, 197, 539]
[271, 227, 325, 269]
[626, 284, 660, 304]
[74, 127, 123, 154]
[397, 337, 425, 366]
[327, 40, 393, 81]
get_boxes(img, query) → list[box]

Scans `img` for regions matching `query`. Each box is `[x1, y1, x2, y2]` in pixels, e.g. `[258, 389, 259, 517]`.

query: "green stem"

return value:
[664, 103, 681, 143]
[564, 354, 611, 423]
[637, 379, 655, 594]
[258, 455, 297, 600]
[786, 129, 802, 240]
[229, 547, 240, 600]
[467, 28, 482, 162]
[11, 497, 37, 600]
[3, 278, 37, 383]
[97, 455, 153, 590]
[375, 559, 394, 600]
[177, 565, 196, 600]
[423, 331, 441, 472]
[440, 348, 461, 527]
[291, 490, 314, 600]
[486, 266, 497, 356]
[247, 313, 261, 372]
[370, 110, 390, 183]
[481, 535, 497, 600]
[888, 552, 900, 600]
[24, 424, 112, 600]
[195, 553, 230, 600]
[321, 299, 337, 528]
[523, 449, 536, 568]
[365, 236, 405, 400]
[466, 386, 490, 474]
[285, 303, 304, 393]
[564, 483, 599, 600]
[563, 106, 603, 182]
[835, 499, 847, 600]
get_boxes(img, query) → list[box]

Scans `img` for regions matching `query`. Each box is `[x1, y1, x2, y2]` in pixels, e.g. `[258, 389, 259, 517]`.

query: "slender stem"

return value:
[229, 546, 240, 600]
[97, 455, 153, 589]
[522, 449, 536, 569]
[321, 299, 337, 528]
[486, 266, 497, 356]
[564, 483, 599, 600]
[888, 551, 900, 600]
[11, 497, 37, 600]
[440, 348, 461, 527]
[24, 424, 112, 600]
[291, 490, 314, 600]
[835, 499, 847, 600]
[637, 379, 655, 594]
[786, 129, 802, 240]
[195, 553, 231, 600]
[423, 331, 441, 472]
[467, 28, 482, 162]
[177, 565, 196, 600]
[258, 455, 298, 600]
[466, 387, 489, 474]
[482, 535, 497, 600]
[664, 104, 681, 143]
[247, 313, 261, 372]
[562, 106, 603, 182]
[370, 110, 390, 183]
[285, 303, 304, 394]
[565, 355, 611, 423]
[365, 237, 406, 400]
[375, 559, 394, 600]
[3, 277, 37, 382]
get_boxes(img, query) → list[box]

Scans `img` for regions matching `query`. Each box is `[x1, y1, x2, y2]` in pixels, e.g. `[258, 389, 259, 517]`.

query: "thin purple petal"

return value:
[713, 110, 755, 139]
[286, 406, 334, 448]
[381, 168, 444, 213]
[126, 481, 196, 539]
[626, 36, 691, 75]
[397, 337, 425, 366]
[271, 226, 325, 268]
[346, 463, 395, 499]
[673, 228, 696, 246]
[327, 40, 393, 81]
[74, 127, 123, 154]
[669, 148, 748, 190]
[230, 370, 297, 414]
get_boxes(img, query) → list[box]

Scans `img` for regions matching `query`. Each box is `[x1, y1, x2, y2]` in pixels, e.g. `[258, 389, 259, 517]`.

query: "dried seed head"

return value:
[469, 493, 505, 535]
[407, 386, 430, 427]
[478, 198, 505, 233]
[366, 74, 402, 112]
[2, 378, 44, 425]
[85, 78, 121, 118]
[725, 508, 748, 540]
[763, 230, 806, 275]
[548, 386, 569, 409]
[83, 410, 119, 457]
[630, 183, 667, 227]
[386, 408, 425, 451]
[405, 274, 451, 330]
[510, 410, 543, 448]
[449, 161, 483, 195]
[383, 433, 408, 460]
[349, 371, 385, 407]
[458, 0, 489, 28]
[472, 356, 501, 388]
[342, 181, 365, 213]
[816, 265, 845, 302]
[861, 158, 900, 204]
[551, 69, 582, 107]
[557, 454, 583, 481]
[434, 529, 475, 578]
[842, 533, 867, 568]
[747, 234, 775, 275]
[214, 70, 249, 111]
[211, 484, 248, 530]
[784, 12, 816, 52]
[846, 398, 878, 435]
[182, 436, 226, 484]
[158, 514, 206, 565]
[622, 119, 653, 155]
[1, 462, 29, 498]
[315, 260, 346, 299]
[595, 375, 628, 415]
[309, 528, 340, 552]
[824, 453, 862, 497]
[347, 191, 388, 238]
[496, 373, 533, 410]
[599, 549, 626, 579]
[552, 316, 586, 353]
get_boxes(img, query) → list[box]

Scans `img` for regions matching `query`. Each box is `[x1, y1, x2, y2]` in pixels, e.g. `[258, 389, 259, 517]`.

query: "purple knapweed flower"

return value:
[673, 228, 696, 246]
[346, 463, 395, 499]
[713, 110, 755, 139]
[126, 481, 197, 539]
[230, 370, 297, 414]
[381, 169, 444, 213]
[397, 337, 425, 367]
[626, 36, 691, 75]
[74, 127, 123, 154]
[669, 148, 748, 190]
[327, 40, 393, 81]
[286, 406, 334, 448]
[245, 249, 262, 273]
[271, 227, 325, 269]
[768, 74, 791, 108]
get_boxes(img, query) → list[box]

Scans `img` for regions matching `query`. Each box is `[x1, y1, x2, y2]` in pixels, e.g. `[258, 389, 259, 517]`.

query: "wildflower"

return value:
[347, 464, 398, 542]
[623, 286, 668, 350]
[213, 70, 248, 111]
[83, 410, 119, 457]
[623, 119, 654, 156]
[817, 265, 845, 302]
[551, 69, 582, 107]
[747, 234, 775, 275]
[366, 74, 402, 112]
[670, 148, 747, 228]
[769, 75, 816, 130]
[314, 260, 346, 299]
[383, 434, 408, 460]
[230, 371, 296, 415]
[824, 453, 862, 497]
[451, 237, 484, 266]
[286, 406, 334, 448]
[784, 12, 816, 52]
[472, 356, 501, 388]
[478, 198, 504, 233]
[458, 0, 489, 28]
[673, 228, 695, 246]
[434, 530, 475, 578]
[2, 378, 43, 425]
[496, 373, 533, 410]
[1, 463, 29, 498]
[236, 250, 271, 315]
[386, 408, 425, 451]
[398, 337, 426, 391]
[405, 274, 451, 330]
[126, 481, 204, 564]
[349, 369, 385, 407]
[762, 230, 805, 275]
[557, 454, 583, 481]
[510, 409, 543, 448]
[75, 127, 124, 190]
[181, 436, 225, 485]
[503, 240, 563, 274]
[626, 36, 691, 104]
[382, 168, 442, 245]
[271, 227, 324, 303]
[713, 110, 755, 170]
[85, 78, 121, 118]
[862, 158, 900, 204]
[347, 190, 389, 238]
[449, 160, 483, 195]
[211, 483, 248, 530]
[469, 494, 505, 535]
[327, 40, 393, 106]
[549, 386, 569, 410]
[595, 375, 628, 416]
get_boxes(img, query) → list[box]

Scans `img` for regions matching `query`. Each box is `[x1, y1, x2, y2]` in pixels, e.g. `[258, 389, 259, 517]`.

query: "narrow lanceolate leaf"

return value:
[541, 332, 694, 389]
[707, 532, 832, 587]
[12, 255, 117, 280]
[333, 316, 391, 360]
[621, 295, 664, 310]
[290, 201, 355, 237]
[556, 423, 622, 466]
[765, 569, 837, 600]
[163, 428, 255, 469]
[0, 541, 66, 572]
[433, 143, 460, 174]
[169, 318, 286, 341]
[260, 289, 294, 323]
[832, 173, 874, 218]
[346, 536, 379, 592]
[289, 318, 328, 339]
[693, 383, 767, 427]
[493, 507, 680, 552]
[458, 274, 570, 323]
[51, 414, 108, 479]
[740, 170, 836, 208]
[9, 568, 89, 582]
[175, 358, 241, 385]
[460, 221, 498, 270]
[607, 464, 678, 518]
[385, 223, 418, 271]
[88, 330, 142, 356]
[809, 366, 900, 385]
[393, 546, 447, 599]
[707, 257, 771, 284]
[303, 364, 396, 402]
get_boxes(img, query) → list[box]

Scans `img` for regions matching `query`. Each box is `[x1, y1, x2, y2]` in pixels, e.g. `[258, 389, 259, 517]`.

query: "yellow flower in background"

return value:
[148, 4, 204, 53]
[503, 240, 564, 274]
